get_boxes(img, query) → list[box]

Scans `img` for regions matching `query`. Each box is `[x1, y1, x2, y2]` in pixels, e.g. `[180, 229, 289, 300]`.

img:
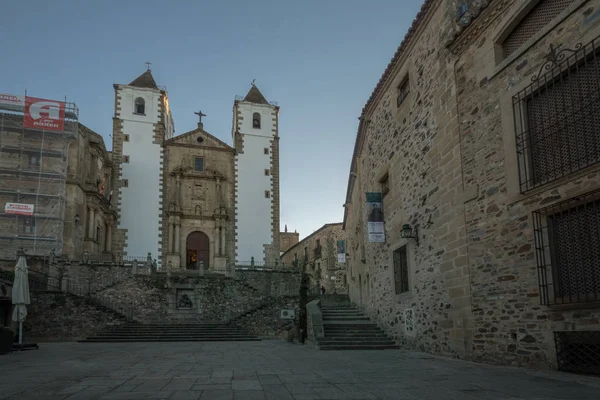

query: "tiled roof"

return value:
[243, 85, 269, 105]
[129, 70, 159, 89]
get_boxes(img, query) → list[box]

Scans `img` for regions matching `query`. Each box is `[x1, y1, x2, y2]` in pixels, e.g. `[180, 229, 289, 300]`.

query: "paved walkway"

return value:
[0, 341, 599, 400]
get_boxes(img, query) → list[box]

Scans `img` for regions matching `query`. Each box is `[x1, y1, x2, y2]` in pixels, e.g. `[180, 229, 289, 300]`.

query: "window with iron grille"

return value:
[554, 331, 600, 375]
[393, 245, 409, 294]
[532, 189, 600, 306]
[397, 77, 410, 107]
[502, 0, 575, 59]
[513, 36, 600, 193]
[23, 217, 35, 234]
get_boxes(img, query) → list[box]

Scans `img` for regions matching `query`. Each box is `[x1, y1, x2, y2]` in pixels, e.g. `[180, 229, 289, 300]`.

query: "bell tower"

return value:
[112, 66, 174, 265]
[232, 83, 280, 265]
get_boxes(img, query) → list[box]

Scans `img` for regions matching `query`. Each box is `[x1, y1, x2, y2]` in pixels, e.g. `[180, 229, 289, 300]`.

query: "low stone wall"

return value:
[97, 275, 168, 322]
[306, 299, 324, 347]
[167, 277, 265, 323]
[23, 292, 127, 341]
[8, 269, 311, 339]
[51, 263, 132, 294]
[235, 270, 301, 297]
[236, 297, 299, 338]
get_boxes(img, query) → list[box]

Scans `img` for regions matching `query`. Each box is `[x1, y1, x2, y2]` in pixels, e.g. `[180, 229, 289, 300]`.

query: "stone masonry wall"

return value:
[344, 0, 474, 359]
[451, 0, 600, 369]
[54, 263, 132, 294]
[24, 292, 126, 341]
[280, 223, 347, 293]
[235, 270, 301, 297]
[235, 297, 299, 339]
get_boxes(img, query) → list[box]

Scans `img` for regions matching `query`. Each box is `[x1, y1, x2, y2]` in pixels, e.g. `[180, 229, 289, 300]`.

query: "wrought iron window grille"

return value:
[555, 331, 600, 375]
[532, 188, 600, 306]
[513, 35, 600, 193]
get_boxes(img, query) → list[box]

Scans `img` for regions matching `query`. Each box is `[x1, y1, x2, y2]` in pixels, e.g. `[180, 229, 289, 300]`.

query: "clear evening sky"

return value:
[0, 0, 422, 240]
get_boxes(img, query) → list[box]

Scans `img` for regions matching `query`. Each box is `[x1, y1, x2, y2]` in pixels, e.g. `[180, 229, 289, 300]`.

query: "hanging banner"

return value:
[0, 93, 24, 109]
[366, 192, 385, 242]
[5, 203, 35, 216]
[24, 96, 65, 131]
[337, 240, 346, 263]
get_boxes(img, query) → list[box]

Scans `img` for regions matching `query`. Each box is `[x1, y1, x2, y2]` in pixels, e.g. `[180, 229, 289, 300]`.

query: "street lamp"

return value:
[401, 224, 419, 246]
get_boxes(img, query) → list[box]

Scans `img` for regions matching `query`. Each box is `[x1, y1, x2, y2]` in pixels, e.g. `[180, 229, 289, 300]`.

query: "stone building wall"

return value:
[280, 223, 346, 293]
[64, 124, 116, 257]
[343, 0, 474, 359]
[279, 229, 300, 254]
[448, 0, 600, 368]
[343, 0, 600, 371]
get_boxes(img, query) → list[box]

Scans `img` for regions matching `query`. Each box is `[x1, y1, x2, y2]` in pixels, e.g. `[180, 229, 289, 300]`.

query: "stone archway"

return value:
[186, 231, 209, 270]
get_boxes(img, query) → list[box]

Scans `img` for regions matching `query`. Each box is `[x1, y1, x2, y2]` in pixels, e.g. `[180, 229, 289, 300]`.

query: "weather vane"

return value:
[251, 78, 256, 86]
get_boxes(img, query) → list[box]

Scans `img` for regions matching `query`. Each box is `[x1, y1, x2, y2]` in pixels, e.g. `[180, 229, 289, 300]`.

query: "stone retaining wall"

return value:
[235, 270, 301, 297]
[24, 292, 126, 341]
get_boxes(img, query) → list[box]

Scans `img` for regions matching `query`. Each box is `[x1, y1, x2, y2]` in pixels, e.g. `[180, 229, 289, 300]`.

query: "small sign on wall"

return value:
[4, 203, 34, 216]
[366, 192, 385, 242]
[337, 240, 346, 263]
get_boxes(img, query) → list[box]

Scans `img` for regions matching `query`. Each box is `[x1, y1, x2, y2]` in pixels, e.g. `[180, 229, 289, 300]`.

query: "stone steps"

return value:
[317, 305, 398, 351]
[79, 323, 260, 343]
[80, 337, 260, 343]
[319, 344, 399, 350]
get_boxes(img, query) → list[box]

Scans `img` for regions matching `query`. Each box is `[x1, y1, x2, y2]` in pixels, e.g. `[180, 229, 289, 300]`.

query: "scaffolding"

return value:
[0, 93, 78, 261]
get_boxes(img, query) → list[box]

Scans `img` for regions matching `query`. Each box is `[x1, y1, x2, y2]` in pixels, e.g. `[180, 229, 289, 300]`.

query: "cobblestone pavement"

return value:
[0, 341, 599, 400]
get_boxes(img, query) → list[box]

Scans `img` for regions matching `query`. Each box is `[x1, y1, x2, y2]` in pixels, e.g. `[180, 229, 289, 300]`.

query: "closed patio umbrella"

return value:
[11, 249, 30, 345]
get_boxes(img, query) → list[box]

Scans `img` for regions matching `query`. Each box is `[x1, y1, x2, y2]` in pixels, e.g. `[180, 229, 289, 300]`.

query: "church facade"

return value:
[111, 69, 280, 270]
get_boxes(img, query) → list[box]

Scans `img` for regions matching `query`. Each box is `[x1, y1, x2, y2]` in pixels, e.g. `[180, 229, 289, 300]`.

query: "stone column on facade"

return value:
[106, 225, 112, 252]
[88, 209, 95, 238]
[220, 225, 225, 256]
[214, 219, 221, 257]
[168, 216, 174, 253]
[175, 174, 182, 212]
[174, 216, 181, 253]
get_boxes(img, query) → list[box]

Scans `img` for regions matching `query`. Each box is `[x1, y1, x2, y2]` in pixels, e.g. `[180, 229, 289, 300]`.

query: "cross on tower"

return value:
[145, 61, 152, 70]
[194, 110, 207, 124]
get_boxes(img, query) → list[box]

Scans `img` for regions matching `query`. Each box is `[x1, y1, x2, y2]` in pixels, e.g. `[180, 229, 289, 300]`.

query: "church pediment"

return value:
[166, 128, 233, 151]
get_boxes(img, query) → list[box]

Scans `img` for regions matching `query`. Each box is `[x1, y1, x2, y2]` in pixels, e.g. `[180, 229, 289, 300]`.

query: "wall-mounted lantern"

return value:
[401, 224, 419, 246]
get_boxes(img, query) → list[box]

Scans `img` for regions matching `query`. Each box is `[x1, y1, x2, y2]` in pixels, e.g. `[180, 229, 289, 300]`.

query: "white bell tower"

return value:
[112, 67, 174, 264]
[232, 83, 280, 265]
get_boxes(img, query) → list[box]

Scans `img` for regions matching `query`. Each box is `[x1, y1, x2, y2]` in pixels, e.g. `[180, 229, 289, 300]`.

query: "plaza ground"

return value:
[0, 341, 599, 400]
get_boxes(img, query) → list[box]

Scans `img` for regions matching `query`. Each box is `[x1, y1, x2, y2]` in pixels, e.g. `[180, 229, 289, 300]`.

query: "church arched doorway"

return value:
[186, 231, 209, 270]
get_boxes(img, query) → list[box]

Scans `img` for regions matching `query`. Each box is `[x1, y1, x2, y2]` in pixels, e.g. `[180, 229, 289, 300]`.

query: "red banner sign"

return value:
[4, 203, 34, 216]
[24, 96, 65, 131]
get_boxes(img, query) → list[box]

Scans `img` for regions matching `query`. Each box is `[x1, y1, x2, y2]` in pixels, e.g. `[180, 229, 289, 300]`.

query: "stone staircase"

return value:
[78, 323, 260, 343]
[318, 304, 399, 350]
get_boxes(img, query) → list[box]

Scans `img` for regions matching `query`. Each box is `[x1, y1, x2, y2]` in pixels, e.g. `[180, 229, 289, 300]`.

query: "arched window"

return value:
[252, 112, 261, 129]
[134, 97, 145, 115]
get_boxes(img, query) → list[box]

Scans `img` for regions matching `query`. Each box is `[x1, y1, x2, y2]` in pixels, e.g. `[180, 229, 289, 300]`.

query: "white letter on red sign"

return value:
[30, 101, 61, 120]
